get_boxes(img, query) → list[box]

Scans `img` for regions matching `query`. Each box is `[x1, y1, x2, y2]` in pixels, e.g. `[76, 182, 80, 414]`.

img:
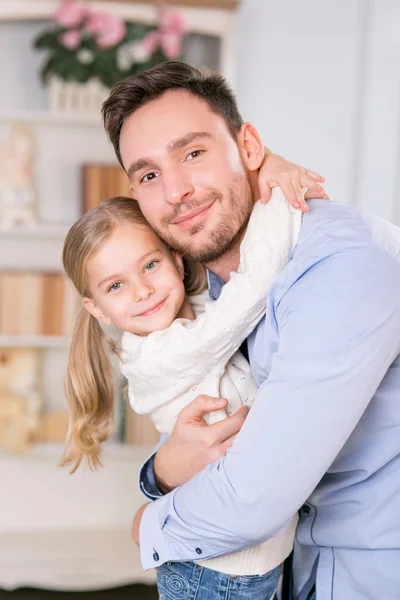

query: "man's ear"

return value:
[171, 251, 185, 280]
[82, 297, 112, 326]
[237, 123, 265, 171]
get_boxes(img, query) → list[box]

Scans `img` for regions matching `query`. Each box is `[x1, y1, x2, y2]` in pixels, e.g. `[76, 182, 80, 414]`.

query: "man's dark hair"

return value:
[102, 61, 244, 168]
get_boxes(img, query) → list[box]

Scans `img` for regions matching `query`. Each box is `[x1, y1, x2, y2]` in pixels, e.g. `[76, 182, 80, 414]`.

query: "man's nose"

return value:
[162, 165, 194, 206]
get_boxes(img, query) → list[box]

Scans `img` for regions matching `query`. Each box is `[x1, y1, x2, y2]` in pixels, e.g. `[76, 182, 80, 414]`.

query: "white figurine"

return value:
[0, 123, 37, 227]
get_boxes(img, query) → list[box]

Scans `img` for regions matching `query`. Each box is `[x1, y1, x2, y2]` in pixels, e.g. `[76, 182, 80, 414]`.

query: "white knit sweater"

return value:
[121, 189, 301, 576]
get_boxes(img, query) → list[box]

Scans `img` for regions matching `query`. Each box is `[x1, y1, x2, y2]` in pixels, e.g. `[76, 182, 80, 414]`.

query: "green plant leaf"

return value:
[34, 29, 64, 49]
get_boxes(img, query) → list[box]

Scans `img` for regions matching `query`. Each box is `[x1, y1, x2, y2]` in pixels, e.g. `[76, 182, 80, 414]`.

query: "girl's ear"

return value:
[237, 122, 265, 171]
[171, 251, 185, 280]
[82, 297, 112, 327]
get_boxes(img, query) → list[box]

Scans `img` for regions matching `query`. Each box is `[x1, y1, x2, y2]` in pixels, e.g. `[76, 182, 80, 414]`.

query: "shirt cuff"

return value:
[139, 497, 172, 570]
[139, 488, 222, 570]
[138, 452, 166, 501]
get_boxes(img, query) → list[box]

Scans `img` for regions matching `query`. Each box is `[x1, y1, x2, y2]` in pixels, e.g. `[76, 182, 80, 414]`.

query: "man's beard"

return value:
[153, 173, 253, 264]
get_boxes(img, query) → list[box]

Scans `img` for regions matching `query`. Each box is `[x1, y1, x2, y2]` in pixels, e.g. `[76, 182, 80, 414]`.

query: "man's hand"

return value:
[258, 151, 330, 211]
[154, 395, 249, 492]
[132, 503, 150, 546]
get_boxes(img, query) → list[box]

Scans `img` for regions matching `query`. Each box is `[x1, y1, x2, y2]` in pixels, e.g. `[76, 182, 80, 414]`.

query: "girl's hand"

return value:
[258, 150, 330, 212]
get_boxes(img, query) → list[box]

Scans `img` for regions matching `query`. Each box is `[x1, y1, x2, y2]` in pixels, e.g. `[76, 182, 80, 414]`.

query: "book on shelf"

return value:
[82, 163, 130, 213]
[41, 273, 64, 336]
[0, 272, 81, 338]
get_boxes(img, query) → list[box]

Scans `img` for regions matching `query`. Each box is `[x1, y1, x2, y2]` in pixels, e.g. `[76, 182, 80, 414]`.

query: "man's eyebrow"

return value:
[126, 158, 157, 182]
[166, 131, 212, 153]
[126, 132, 212, 181]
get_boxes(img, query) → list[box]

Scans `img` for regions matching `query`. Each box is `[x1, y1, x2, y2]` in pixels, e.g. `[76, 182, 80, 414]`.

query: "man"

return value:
[102, 62, 400, 600]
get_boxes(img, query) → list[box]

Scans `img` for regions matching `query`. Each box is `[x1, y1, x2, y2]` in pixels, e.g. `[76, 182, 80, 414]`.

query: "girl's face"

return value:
[83, 222, 188, 336]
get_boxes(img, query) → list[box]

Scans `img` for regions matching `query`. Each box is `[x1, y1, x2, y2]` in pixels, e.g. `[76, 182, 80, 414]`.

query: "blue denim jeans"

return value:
[157, 560, 281, 600]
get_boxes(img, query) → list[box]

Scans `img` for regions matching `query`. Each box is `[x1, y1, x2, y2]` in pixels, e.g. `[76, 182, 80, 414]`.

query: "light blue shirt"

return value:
[138, 200, 400, 600]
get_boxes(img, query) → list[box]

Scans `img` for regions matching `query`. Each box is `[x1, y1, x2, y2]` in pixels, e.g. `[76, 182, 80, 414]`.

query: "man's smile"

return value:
[171, 200, 215, 229]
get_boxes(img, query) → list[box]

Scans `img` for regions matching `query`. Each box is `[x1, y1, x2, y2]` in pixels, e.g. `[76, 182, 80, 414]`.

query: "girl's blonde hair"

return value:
[60, 196, 207, 473]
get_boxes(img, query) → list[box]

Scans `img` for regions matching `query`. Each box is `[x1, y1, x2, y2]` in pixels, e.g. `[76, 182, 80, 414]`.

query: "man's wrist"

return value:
[154, 446, 174, 494]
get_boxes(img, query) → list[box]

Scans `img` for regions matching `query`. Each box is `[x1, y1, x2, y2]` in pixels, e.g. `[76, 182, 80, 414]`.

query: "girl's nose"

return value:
[133, 280, 154, 303]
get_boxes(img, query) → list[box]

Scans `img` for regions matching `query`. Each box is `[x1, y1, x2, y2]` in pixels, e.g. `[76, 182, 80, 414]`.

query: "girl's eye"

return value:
[108, 282, 123, 292]
[144, 260, 158, 272]
[141, 172, 158, 183]
[187, 150, 203, 160]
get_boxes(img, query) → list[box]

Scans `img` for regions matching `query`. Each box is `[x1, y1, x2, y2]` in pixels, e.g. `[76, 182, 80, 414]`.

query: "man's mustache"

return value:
[163, 190, 223, 226]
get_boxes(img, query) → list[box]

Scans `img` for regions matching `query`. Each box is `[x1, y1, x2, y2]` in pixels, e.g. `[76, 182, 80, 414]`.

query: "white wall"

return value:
[0, 21, 49, 111]
[234, 0, 400, 224]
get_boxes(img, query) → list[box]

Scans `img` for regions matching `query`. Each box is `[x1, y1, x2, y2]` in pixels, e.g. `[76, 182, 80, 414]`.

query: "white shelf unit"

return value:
[0, 1, 237, 85]
[0, 443, 157, 591]
[0, 110, 103, 127]
[0, 109, 126, 590]
[0, 1, 238, 590]
[0, 225, 69, 271]
[0, 335, 69, 349]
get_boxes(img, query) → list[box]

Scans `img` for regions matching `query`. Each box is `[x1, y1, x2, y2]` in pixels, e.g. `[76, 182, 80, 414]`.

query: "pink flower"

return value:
[59, 28, 82, 50]
[141, 8, 187, 60]
[85, 11, 126, 49]
[159, 7, 187, 36]
[161, 32, 183, 59]
[54, 0, 86, 28]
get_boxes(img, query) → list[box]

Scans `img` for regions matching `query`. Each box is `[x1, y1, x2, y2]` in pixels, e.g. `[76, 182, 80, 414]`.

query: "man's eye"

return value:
[108, 282, 123, 292]
[187, 150, 203, 160]
[144, 260, 158, 272]
[141, 172, 158, 183]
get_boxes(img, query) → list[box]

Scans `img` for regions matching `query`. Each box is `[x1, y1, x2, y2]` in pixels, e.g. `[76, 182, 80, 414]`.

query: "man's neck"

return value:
[205, 239, 241, 283]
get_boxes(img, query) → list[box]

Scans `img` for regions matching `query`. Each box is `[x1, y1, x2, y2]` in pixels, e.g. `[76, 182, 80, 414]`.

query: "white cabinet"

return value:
[0, 443, 157, 590]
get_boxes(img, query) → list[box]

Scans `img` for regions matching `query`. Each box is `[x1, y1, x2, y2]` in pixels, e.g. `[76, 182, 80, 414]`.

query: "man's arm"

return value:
[139, 398, 248, 497]
[137, 243, 400, 569]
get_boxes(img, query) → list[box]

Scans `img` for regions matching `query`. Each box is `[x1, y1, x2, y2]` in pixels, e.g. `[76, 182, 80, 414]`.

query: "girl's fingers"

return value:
[290, 172, 309, 212]
[259, 180, 272, 204]
[305, 170, 325, 182]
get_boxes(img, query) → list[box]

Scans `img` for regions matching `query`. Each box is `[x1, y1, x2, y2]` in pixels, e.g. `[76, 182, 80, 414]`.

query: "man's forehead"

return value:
[119, 90, 228, 156]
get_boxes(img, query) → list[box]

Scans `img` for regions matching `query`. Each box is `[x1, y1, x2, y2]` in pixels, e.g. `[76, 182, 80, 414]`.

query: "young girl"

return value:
[61, 192, 302, 599]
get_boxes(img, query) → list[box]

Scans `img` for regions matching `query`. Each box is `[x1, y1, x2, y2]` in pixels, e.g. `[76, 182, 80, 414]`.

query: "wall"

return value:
[234, 0, 400, 224]
[0, 21, 48, 111]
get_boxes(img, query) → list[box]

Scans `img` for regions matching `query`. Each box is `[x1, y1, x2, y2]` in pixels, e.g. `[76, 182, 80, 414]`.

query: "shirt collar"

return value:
[206, 269, 225, 301]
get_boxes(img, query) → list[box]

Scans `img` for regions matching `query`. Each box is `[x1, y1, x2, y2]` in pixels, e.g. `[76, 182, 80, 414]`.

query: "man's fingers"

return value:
[208, 405, 249, 444]
[220, 433, 237, 455]
[132, 503, 149, 546]
[179, 394, 228, 423]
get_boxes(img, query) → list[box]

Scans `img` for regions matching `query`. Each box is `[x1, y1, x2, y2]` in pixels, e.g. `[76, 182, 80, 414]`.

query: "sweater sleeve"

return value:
[121, 190, 301, 410]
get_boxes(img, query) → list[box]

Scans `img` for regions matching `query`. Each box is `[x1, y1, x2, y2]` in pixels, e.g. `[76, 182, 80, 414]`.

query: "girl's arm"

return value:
[257, 147, 330, 210]
[121, 189, 302, 403]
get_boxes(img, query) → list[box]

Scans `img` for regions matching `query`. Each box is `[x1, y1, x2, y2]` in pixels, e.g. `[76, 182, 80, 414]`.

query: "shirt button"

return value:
[195, 547, 202, 555]
[153, 552, 159, 561]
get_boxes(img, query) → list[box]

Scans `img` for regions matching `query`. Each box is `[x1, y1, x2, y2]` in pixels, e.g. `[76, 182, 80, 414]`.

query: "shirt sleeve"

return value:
[138, 244, 400, 569]
[138, 434, 168, 501]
